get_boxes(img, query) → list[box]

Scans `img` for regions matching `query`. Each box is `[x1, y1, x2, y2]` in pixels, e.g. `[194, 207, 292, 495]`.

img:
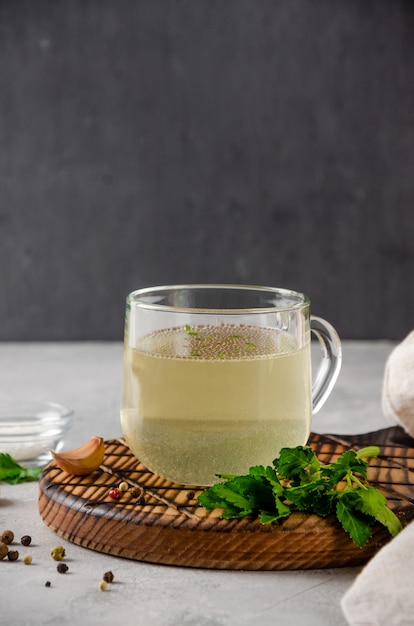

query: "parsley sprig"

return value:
[0, 453, 43, 484]
[198, 445, 402, 547]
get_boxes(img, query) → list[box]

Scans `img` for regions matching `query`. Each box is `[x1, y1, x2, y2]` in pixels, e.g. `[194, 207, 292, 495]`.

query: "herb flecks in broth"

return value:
[182, 324, 264, 360]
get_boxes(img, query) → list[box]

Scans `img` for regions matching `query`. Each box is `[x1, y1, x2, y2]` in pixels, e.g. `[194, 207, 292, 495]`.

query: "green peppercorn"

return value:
[50, 545, 66, 561]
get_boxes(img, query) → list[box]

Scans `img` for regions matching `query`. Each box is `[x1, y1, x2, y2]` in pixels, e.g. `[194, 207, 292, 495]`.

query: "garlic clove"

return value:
[51, 435, 105, 475]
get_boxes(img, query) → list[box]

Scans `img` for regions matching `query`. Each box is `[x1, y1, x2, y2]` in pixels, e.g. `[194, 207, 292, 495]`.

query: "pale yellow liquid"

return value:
[121, 324, 311, 485]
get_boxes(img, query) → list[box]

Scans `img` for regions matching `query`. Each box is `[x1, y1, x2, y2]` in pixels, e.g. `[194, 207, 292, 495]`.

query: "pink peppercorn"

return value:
[109, 488, 122, 500]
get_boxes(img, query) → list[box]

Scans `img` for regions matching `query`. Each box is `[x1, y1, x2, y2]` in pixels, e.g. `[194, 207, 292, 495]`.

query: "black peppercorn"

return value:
[57, 562, 69, 574]
[20, 535, 32, 546]
[7, 550, 19, 561]
[45, 581, 51, 587]
[130, 486, 142, 498]
[103, 570, 114, 583]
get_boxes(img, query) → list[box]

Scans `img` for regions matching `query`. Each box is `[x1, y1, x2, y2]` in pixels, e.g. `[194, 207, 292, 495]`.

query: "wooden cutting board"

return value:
[38, 426, 414, 570]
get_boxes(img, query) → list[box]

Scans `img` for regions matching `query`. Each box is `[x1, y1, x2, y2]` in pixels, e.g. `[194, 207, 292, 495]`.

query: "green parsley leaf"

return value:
[336, 492, 373, 547]
[275, 446, 321, 485]
[260, 497, 291, 523]
[353, 486, 402, 538]
[322, 450, 368, 485]
[0, 453, 43, 484]
[248, 465, 283, 492]
[286, 479, 333, 516]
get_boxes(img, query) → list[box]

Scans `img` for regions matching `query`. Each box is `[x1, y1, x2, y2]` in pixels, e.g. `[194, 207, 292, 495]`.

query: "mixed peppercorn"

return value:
[1, 477, 147, 589]
[1, 528, 117, 591]
[0, 531, 33, 563]
[106, 481, 146, 506]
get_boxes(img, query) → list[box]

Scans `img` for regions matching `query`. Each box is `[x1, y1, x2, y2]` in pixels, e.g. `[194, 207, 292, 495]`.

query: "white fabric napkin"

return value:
[341, 521, 414, 626]
[341, 331, 414, 625]
[382, 330, 414, 438]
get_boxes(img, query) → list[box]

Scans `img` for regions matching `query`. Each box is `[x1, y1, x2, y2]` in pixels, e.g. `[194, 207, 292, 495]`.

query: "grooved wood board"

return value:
[38, 427, 414, 570]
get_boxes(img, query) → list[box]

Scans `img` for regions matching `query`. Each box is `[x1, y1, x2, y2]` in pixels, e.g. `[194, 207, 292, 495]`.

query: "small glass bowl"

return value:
[0, 401, 73, 466]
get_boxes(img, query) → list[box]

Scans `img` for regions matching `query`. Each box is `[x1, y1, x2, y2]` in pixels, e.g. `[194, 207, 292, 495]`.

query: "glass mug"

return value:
[120, 285, 342, 486]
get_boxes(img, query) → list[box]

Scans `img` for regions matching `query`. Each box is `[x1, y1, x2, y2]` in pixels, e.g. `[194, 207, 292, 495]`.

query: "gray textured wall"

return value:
[1, 0, 413, 340]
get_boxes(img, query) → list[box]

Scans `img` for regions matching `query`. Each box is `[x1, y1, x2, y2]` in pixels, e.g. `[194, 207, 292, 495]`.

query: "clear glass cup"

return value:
[120, 285, 342, 486]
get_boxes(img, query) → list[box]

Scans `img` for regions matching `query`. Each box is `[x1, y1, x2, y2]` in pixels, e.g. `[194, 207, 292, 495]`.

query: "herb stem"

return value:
[349, 472, 368, 490]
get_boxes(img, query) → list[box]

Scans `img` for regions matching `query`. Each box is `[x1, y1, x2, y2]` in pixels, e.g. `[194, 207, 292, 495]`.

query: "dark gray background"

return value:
[1, 0, 413, 341]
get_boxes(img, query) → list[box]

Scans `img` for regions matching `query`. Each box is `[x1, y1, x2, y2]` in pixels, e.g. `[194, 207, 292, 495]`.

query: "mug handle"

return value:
[311, 316, 342, 414]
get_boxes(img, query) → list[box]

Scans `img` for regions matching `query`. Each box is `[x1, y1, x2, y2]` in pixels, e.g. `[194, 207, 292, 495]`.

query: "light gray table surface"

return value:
[0, 340, 397, 626]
